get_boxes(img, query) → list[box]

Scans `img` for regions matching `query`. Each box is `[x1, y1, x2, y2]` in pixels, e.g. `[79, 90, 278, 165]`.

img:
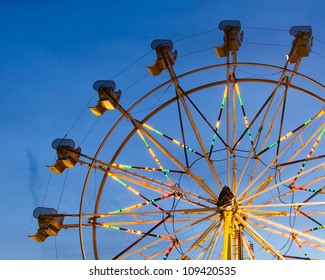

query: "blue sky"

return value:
[1, 0, 325, 260]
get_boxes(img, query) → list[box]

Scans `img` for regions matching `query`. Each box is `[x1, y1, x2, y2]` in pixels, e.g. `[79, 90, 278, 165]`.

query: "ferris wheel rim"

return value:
[77, 61, 325, 259]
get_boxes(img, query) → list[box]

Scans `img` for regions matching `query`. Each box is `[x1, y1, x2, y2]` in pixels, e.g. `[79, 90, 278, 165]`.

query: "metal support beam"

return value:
[222, 210, 234, 260]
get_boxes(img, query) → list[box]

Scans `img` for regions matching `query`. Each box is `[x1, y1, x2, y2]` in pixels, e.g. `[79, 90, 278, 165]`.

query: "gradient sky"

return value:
[1, 0, 325, 260]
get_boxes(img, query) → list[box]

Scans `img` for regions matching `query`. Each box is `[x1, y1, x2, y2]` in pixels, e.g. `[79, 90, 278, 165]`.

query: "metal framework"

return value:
[29, 20, 325, 260]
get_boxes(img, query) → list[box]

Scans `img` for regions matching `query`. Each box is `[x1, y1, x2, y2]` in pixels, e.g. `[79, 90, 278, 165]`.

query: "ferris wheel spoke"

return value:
[277, 154, 325, 168]
[78, 153, 177, 195]
[140, 120, 220, 199]
[302, 185, 325, 205]
[94, 222, 173, 240]
[100, 93, 219, 200]
[162, 212, 221, 259]
[239, 158, 325, 204]
[176, 86, 224, 191]
[231, 82, 256, 195]
[117, 234, 172, 260]
[262, 188, 294, 205]
[143, 122, 204, 157]
[106, 166, 216, 208]
[170, 212, 221, 258]
[239, 136, 324, 201]
[154, 47, 226, 191]
[275, 81, 290, 163]
[235, 88, 279, 187]
[236, 80, 317, 188]
[107, 165, 211, 203]
[179, 219, 221, 259]
[250, 221, 324, 258]
[276, 125, 324, 176]
[291, 233, 311, 259]
[233, 91, 288, 195]
[298, 209, 323, 227]
[137, 130, 175, 187]
[106, 172, 171, 212]
[233, 77, 285, 152]
[112, 213, 172, 259]
[291, 126, 325, 186]
[195, 225, 223, 260]
[242, 201, 325, 210]
[111, 163, 186, 175]
[137, 126, 220, 199]
[241, 217, 324, 258]
[107, 192, 175, 215]
[113, 213, 217, 259]
[95, 206, 217, 219]
[294, 176, 325, 190]
[209, 85, 228, 157]
[236, 38, 308, 156]
[240, 210, 325, 246]
[255, 107, 325, 158]
[234, 213, 286, 259]
[238, 92, 283, 190]
[250, 221, 310, 259]
[234, 83, 255, 146]
[238, 175, 273, 205]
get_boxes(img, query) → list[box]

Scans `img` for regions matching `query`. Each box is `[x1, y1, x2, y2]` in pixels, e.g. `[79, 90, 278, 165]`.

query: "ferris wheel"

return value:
[29, 20, 325, 260]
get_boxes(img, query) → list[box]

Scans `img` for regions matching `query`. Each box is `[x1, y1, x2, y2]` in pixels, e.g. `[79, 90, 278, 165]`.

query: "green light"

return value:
[110, 226, 120, 230]
[237, 93, 243, 106]
[221, 93, 227, 109]
[304, 119, 312, 125]
[320, 126, 325, 136]
[111, 209, 125, 214]
[268, 142, 278, 149]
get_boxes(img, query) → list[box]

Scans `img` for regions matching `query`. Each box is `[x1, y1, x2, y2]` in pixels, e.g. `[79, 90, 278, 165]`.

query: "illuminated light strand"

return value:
[137, 130, 174, 186]
[235, 83, 254, 144]
[316, 108, 325, 118]
[209, 85, 228, 156]
[302, 225, 325, 233]
[292, 234, 310, 259]
[111, 163, 132, 169]
[143, 123, 203, 157]
[107, 172, 165, 211]
[302, 185, 325, 205]
[275, 154, 325, 167]
[298, 210, 323, 227]
[291, 186, 318, 193]
[291, 126, 325, 186]
[163, 242, 176, 260]
[109, 193, 175, 214]
[252, 108, 325, 157]
[111, 163, 185, 174]
[255, 113, 323, 157]
[112, 214, 172, 260]
[98, 223, 172, 240]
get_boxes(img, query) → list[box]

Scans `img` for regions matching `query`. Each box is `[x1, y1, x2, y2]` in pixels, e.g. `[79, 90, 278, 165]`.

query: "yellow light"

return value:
[173, 139, 181, 145]
[280, 132, 293, 141]
[216, 120, 221, 130]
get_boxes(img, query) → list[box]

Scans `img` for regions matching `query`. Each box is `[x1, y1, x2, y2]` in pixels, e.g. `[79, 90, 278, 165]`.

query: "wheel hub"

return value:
[217, 186, 237, 212]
